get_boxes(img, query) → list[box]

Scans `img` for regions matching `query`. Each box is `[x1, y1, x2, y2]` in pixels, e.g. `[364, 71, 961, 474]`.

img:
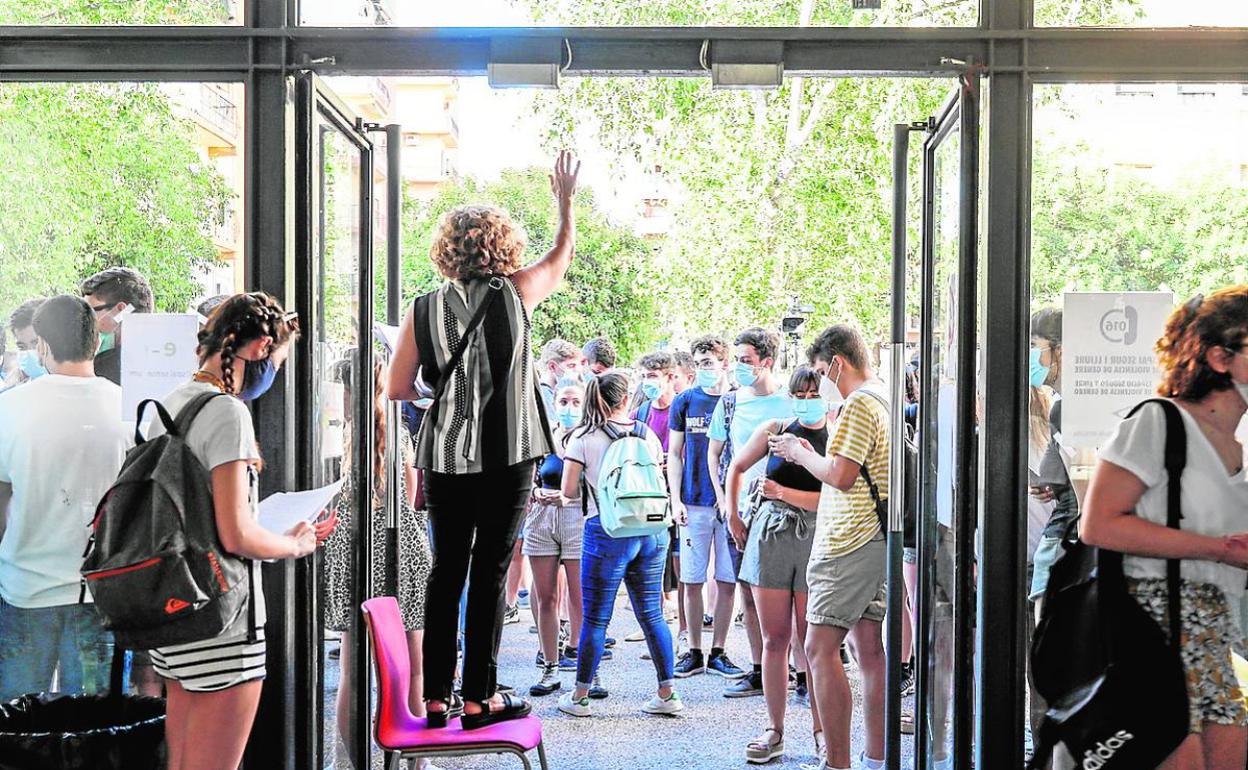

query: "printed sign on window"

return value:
[120, 314, 201, 417]
[1061, 292, 1174, 449]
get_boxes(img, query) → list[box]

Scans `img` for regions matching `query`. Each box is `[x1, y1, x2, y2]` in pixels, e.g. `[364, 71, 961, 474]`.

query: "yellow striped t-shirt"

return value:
[813, 386, 891, 559]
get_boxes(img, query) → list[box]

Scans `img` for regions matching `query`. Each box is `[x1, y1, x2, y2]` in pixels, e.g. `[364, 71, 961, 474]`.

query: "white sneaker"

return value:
[557, 691, 592, 717]
[642, 691, 685, 715]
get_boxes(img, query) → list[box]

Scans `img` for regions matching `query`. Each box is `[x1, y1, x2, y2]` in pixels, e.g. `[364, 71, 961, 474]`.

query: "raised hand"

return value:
[549, 149, 581, 208]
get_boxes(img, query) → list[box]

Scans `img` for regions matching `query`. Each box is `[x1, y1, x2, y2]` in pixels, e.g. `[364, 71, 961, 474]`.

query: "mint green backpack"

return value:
[582, 422, 671, 538]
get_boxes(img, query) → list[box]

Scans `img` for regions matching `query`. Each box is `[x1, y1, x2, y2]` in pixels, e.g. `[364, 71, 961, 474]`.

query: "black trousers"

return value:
[422, 460, 535, 703]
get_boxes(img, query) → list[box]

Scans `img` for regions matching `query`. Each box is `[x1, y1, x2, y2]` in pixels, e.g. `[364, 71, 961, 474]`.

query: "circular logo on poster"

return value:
[1099, 305, 1138, 345]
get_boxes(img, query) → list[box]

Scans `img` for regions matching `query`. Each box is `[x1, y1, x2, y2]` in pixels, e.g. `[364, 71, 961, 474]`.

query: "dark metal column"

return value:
[976, 0, 1031, 765]
[243, 0, 298, 768]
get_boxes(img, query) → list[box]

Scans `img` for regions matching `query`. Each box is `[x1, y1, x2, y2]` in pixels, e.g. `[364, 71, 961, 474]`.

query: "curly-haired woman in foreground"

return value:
[388, 151, 580, 730]
[1082, 286, 1248, 770]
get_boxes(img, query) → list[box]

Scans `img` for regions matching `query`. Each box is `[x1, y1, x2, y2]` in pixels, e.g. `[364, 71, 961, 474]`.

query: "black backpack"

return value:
[1028, 398, 1189, 769]
[81, 393, 254, 650]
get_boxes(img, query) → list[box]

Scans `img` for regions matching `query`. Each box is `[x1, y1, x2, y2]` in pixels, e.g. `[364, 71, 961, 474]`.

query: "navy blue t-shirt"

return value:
[669, 386, 722, 507]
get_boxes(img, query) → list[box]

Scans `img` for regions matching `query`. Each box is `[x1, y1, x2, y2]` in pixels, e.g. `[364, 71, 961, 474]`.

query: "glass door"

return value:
[888, 73, 979, 770]
[295, 72, 376, 770]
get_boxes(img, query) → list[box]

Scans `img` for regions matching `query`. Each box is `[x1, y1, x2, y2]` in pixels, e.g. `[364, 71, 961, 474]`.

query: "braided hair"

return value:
[198, 292, 300, 394]
[574, 371, 630, 439]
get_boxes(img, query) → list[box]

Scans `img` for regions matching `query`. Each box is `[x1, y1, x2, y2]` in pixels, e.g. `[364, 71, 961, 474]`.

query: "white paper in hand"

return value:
[258, 478, 346, 535]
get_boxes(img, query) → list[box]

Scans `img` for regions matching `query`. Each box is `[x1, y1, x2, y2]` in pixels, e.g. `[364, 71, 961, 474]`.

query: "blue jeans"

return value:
[0, 599, 113, 701]
[577, 516, 674, 689]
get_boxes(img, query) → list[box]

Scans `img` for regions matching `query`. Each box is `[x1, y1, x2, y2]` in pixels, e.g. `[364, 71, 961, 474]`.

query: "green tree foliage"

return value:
[521, 0, 1141, 348]
[0, 83, 230, 315]
[1031, 144, 1248, 307]
[0, 0, 229, 24]
[402, 169, 659, 362]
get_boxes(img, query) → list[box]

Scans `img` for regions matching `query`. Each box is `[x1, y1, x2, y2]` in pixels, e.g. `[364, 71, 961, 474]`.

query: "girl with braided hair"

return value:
[148, 292, 336, 770]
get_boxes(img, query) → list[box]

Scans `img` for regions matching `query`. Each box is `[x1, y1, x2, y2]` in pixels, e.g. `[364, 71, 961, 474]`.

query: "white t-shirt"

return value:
[1098, 400, 1248, 608]
[148, 381, 266, 628]
[0, 375, 132, 608]
[564, 420, 664, 518]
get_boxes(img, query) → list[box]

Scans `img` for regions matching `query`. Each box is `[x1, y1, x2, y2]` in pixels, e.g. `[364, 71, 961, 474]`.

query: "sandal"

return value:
[745, 727, 784, 764]
[460, 692, 532, 731]
[424, 692, 464, 728]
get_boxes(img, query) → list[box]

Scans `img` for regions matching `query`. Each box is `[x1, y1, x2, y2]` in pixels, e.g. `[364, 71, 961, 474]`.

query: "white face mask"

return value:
[820, 362, 844, 407]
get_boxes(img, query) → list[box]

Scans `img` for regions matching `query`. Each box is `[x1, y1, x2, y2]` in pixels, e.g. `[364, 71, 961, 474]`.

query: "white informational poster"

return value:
[120, 313, 201, 417]
[1061, 291, 1174, 449]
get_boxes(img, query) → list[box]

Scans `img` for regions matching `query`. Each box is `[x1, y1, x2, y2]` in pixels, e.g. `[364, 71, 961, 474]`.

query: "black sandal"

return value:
[460, 692, 531, 731]
[425, 692, 464, 728]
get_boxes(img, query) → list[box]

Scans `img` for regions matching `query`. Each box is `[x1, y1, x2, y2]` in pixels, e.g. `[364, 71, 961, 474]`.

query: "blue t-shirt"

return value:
[668, 387, 722, 507]
[708, 387, 792, 507]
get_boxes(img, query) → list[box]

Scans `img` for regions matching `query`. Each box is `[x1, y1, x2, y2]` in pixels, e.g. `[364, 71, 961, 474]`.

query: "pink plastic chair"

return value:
[362, 597, 549, 770]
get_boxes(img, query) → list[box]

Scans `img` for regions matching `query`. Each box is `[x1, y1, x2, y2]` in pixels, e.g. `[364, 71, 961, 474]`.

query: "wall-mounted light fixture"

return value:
[706, 40, 784, 90]
[487, 37, 569, 89]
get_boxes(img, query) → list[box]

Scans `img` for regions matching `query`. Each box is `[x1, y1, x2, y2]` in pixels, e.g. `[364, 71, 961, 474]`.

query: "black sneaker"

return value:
[535, 651, 546, 668]
[723, 671, 764, 698]
[794, 680, 810, 707]
[703, 613, 714, 626]
[503, 605, 520, 625]
[840, 645, 851, 668]
[497, 682, 515, 694]
[674, 650, 706, 678]
[900, 662, 916, 697]
[529, 662, 562, 697]
[788, 665, 798, 691]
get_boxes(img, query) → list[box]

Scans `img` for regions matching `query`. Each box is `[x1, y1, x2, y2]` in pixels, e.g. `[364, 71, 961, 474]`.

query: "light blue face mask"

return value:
[735, 362, 758, 388]
[641, 380, 662, 401]
[18, 350, 46, 379]
[792, 397, 826, 426]
[96, 331, 116, 355]
[556, 406, 581, 429]
[582, 369, 597, 384]
[695, 368, 720, 390]
[1029, 348, 1050, 388]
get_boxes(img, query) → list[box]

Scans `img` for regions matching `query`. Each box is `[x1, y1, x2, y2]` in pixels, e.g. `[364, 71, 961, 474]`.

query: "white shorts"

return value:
[679, 505, 736, 585]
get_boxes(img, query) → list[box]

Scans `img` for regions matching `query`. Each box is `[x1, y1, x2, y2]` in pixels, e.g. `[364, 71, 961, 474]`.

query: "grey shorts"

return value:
[738, 501, 817, 593]
[678, 505, 736, 585]
[522, 502, 583, 560]
[806, 535, 887, 629]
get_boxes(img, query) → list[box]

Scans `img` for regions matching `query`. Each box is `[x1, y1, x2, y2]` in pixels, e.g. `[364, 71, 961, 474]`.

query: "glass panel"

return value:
[309, 108, 369, 769]
[301, 0, 977, 28]
[1026, 81, 1248, 763]
[1034, 0, 1248, 27]
[0, 80, 243, 702]
[0, 0, 240, 25]
[919, 124, 962, 769]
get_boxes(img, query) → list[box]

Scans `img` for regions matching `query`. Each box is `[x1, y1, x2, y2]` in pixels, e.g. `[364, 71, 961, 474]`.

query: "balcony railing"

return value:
[197, 84, 238, 141]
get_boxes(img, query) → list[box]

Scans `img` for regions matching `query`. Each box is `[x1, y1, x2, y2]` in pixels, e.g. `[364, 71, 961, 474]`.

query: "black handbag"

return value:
[1029, 398, 1190, 770]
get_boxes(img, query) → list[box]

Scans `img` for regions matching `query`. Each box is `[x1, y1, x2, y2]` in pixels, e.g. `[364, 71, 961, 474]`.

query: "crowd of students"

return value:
[2, 147, 1247, 770]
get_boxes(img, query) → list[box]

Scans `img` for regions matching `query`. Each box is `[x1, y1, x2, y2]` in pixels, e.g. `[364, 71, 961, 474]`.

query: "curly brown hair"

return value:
[1156, 286, 1248, 401]
[198, 292, 300, 396]
[430, 205, 528, 281]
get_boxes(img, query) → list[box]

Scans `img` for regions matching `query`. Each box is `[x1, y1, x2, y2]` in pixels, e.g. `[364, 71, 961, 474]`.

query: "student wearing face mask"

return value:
[539, 339, 585, 423]
[0, 296, 132, 702]
[1081, 288, 1248, 770]
[524, 379, 591, 698]
[708, 327, 791, 699]
[1027, 307, 1074, 603]
[1, 299, 46, 393]
[146, 292, 333, 770]
[726, 366, 829, 764]
[80, 266, 155, 386]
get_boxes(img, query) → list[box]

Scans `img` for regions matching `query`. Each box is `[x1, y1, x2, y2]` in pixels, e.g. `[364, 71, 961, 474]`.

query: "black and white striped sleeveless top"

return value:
[412, 276, 553, 474]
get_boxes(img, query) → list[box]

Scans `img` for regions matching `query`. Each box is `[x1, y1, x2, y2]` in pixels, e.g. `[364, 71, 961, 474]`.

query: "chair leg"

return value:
[512, 747, 533, 770]
[537, 740, 550, 770]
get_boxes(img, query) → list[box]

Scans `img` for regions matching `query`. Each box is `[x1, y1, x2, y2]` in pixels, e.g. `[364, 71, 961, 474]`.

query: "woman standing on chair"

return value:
[388, 151, 580, 730]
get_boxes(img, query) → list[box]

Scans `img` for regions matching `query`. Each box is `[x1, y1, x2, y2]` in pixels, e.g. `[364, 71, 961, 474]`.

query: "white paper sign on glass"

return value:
[258, 478, 345, 535]
[1061, 291, 1174, 450]
[120, 314, 201, 417]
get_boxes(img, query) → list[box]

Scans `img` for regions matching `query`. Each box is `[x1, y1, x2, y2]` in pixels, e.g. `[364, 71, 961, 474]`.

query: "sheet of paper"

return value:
[374, 322, 401, 355]
[258, 478, 345, 535]
[120, 314, 201, 418]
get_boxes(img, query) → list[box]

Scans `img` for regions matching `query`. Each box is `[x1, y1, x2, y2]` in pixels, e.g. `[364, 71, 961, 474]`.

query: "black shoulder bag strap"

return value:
[858, 389, 891, 535]
[424, 277, 505, 420]
[1124, 397, 1186, 651]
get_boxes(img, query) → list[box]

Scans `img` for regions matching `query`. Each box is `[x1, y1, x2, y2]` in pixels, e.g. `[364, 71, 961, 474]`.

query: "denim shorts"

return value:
[1029, 535, 1063, 601]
